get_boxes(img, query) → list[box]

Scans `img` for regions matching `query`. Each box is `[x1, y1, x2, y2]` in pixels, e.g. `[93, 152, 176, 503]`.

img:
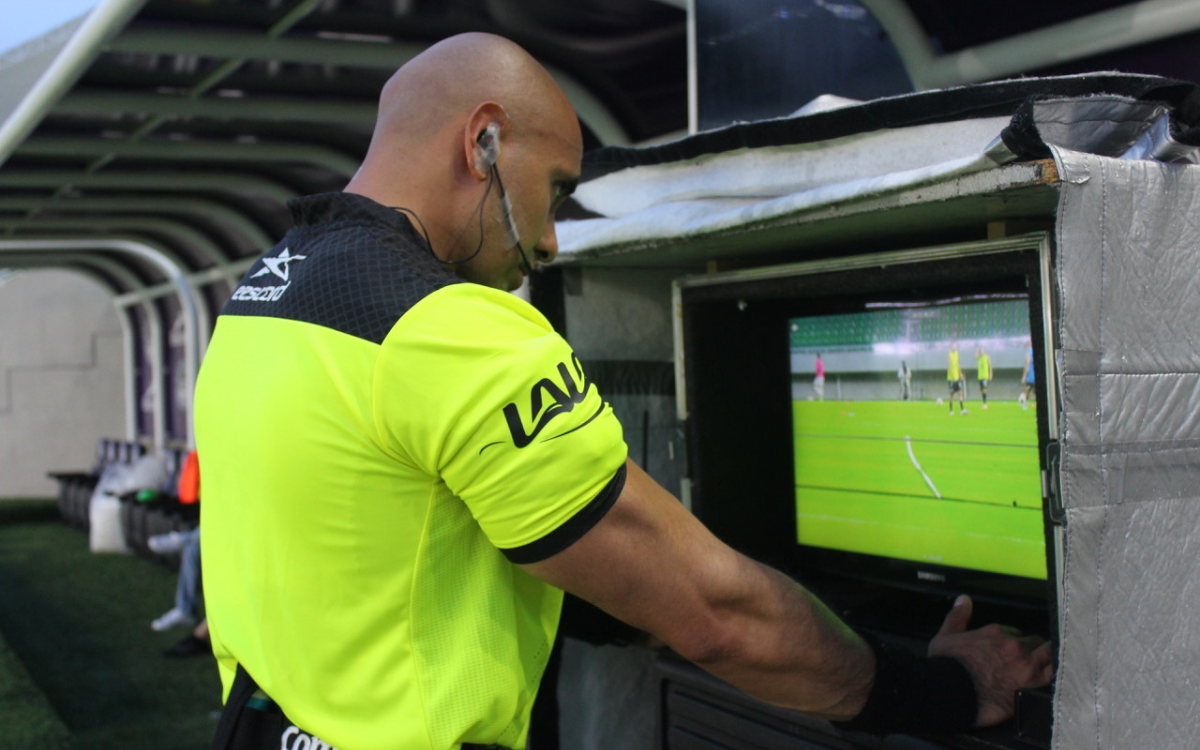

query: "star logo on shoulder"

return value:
[252, 247, 308, 282]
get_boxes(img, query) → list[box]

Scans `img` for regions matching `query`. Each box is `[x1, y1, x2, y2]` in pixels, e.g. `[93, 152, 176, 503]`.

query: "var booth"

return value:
[541, 73, 1200, 750]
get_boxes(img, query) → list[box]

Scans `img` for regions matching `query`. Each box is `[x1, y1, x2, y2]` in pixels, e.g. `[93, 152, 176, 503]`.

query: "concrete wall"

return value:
[0, 270, 125, 498]
[564, 266, 685, 495]
[558, 266, 683, 750]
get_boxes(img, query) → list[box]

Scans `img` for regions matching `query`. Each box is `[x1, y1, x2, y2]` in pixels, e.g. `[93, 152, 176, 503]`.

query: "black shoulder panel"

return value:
[220, 192, 461, 345]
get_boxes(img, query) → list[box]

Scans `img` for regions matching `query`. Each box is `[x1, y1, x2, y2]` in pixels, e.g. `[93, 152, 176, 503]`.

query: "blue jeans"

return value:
[175, 527, 202, 617]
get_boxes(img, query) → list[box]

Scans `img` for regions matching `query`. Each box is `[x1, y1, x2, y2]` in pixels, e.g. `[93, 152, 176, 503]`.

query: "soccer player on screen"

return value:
[898, 360, 912, 400]
[814, 352, 826, 401]
[947, 344, 968, 415]
[976, 347, 991, 410]
[1019, 343, 1036, 410]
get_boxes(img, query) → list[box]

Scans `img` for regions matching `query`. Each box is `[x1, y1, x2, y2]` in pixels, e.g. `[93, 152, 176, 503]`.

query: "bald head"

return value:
[379, 34, 572, 147]
[344, 33, 583, 289]
[347, 33, 579, 200]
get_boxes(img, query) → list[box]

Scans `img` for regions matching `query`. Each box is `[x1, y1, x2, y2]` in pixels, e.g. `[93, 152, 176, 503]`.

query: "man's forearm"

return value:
[525, 459, 1050, 732]
[524, 460, 877, 720]
[674, 556, 875, 721]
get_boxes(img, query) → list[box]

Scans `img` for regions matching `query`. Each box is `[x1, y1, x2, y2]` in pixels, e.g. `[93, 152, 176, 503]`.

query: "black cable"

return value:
[391, 167, 495, 266]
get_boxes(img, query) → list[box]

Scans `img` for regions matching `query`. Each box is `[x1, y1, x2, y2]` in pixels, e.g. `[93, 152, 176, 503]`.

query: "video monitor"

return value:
[789, 301, 1046, 582]
[676, 236, 1058, 627]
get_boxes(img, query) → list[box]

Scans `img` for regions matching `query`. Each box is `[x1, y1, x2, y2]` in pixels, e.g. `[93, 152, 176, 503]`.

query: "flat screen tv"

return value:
[675, 235, 1059, 635]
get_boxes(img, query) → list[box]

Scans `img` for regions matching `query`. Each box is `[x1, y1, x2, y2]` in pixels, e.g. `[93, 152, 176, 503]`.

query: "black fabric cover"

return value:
[582, 73, 1200, 181]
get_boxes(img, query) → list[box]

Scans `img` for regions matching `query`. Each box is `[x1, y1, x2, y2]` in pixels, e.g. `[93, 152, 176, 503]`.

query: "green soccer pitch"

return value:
[793, 399, 1047, 580]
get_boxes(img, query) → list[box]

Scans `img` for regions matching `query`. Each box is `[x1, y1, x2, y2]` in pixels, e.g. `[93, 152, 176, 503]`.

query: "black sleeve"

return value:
[499, 463, 627, 564]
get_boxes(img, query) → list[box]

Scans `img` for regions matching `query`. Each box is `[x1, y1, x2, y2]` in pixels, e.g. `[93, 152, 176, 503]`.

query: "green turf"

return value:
[792, 400, 1047, 579]
[0, 499, 221, 749]
[0, 625, 71, 749]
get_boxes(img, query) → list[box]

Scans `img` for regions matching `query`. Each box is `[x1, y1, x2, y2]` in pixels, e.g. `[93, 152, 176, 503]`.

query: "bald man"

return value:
[197, 33, 1051, 750]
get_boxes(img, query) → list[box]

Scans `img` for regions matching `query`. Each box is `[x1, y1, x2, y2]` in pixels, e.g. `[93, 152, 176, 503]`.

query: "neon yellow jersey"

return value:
[947, 349, 961, 381]
[196, 193, 626, 750]
[977, 353, 992, 381]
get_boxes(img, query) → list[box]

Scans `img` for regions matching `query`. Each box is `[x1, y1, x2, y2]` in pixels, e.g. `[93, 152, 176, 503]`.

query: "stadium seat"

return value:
[120, 448, 198, 570]
[48, 439, 147, 532]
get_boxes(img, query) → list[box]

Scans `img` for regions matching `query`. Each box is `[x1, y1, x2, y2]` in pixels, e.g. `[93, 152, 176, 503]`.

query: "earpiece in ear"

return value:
[475, 122, 501, 173]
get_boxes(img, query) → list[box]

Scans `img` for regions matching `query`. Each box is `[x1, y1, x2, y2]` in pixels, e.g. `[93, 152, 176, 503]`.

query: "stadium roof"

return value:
[0, 0, 687, 307]
[0, 0, 1197, 308]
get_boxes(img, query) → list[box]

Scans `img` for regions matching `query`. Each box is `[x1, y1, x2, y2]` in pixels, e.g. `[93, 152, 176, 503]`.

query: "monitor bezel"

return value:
[673, 234, 1060, 631]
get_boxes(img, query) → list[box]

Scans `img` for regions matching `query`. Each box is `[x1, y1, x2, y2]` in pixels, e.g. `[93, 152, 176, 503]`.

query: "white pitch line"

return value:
[905, 435, 942, 499]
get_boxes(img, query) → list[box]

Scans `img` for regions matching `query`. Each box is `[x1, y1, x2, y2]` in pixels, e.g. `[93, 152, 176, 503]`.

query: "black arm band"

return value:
[833, 632, 978, 736]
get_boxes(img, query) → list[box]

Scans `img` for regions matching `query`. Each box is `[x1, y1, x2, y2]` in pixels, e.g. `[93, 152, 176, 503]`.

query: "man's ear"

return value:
[464, 101, 509, 180]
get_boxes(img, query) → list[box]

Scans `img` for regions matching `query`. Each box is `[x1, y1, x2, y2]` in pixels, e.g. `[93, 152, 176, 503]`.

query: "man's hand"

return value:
[928, 595, 1055, 727]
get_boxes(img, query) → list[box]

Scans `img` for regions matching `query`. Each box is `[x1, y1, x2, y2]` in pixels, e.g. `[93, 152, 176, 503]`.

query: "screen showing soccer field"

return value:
[790, 298, 1047, 580]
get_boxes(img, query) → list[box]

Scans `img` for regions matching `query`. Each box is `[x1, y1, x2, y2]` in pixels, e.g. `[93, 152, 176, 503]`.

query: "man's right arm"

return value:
[522, 458, 1054, 728]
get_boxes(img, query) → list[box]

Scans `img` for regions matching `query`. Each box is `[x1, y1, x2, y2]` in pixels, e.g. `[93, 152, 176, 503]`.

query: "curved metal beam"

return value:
[0, 195, 277, 251]
[863, 0, 1200, 90]
[0, 231, 192, 286]
[0, 169, 298, 203]
[544, 64, 630, 146]
[857, 0, 935, 88]
[0, 215, 235, 269]
[108, 29, 424, 74]
[87, 234, 212, 350]
[55, 89, 378, 127]
[102, 30, 630, 145]
[0, 232, 208, 344]
[0, 251, 151, 442]
[0, 253, 129, 294]
[17, 136, 361, 178]
[0, 238, 203, 448]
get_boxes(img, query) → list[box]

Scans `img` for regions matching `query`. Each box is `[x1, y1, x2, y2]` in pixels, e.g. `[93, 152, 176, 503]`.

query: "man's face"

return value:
[455, 119, 582, 292]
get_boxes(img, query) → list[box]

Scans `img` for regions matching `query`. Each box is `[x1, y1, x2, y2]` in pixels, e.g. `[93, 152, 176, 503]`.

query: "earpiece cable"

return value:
[391, 167, 495, 266]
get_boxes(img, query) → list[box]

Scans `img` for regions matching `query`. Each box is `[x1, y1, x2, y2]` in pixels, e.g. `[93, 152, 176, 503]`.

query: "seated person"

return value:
[149, 527, 201, 632]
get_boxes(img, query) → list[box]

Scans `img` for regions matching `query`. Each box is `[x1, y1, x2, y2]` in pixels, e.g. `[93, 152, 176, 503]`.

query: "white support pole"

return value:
[686, 0, 698, 135]
[0, 0, 148, 166]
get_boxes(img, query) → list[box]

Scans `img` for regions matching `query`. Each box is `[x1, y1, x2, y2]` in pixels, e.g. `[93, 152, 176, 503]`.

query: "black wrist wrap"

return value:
[833, 632, 978, 736]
